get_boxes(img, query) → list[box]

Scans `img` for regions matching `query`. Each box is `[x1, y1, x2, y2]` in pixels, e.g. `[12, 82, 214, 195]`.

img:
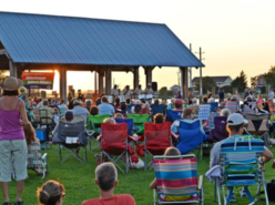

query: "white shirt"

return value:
[134, 87, 142, 95]
[145, 88, 154, 94]
[111, 89, 119, 98]
[268, 91, 274, 101]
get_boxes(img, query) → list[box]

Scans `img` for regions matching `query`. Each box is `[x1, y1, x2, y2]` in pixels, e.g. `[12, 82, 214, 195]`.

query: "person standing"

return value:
[244, 88, 249, 100]
[134, 84, 142, 97]
[176, 91, 182, 99]
[218, 88, 225, 103]
[111, 85, 119, 99]
[0, 77, 29, 205]
[67, 92, 73, 103]
[122, 85, 131, 100]
[268, 88, 274, 102]
[145, 83, 154, 94]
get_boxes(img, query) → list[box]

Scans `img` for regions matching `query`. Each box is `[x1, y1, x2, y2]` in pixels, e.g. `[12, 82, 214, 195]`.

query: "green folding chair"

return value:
[127, 114, 150, 135]
[86, 114, 110, 151]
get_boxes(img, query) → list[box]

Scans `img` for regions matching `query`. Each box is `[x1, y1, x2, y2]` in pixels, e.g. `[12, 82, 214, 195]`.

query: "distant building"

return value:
[192, 76, 232, 88]
[255, 74, 266, 88]
[170, 85, 181, 92]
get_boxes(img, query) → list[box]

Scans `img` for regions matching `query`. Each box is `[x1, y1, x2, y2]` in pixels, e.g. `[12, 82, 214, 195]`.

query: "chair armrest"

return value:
[42, 153, 48, 160]
[96, 135, 102, 141]
[128, 135, 141, 142]
[86, 130, 94, 137]
[171, 131, 178, 139]
[198, 175, 203, 190]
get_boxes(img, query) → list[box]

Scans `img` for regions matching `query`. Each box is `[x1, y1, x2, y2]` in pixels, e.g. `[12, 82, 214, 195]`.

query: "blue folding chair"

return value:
[177, 120, 208, 159]
[115, 118, 134, 136]
[127, 104, 134, 114]
[215, 136, 269, 205]
[205, 102, 218, 112]
[166, 110, 183, 123]
[151, 104, 163, 116]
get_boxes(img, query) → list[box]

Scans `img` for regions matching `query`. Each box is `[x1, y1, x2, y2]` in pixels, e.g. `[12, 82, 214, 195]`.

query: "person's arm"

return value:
[150, 178, 157, 189]
[272, 159, 275, 169]
[19, 100, 29, 125]
[263, 148, 273, 163]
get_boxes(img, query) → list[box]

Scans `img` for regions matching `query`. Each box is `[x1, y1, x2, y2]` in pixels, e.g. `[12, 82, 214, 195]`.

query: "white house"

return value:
[192, 76, 232, 88]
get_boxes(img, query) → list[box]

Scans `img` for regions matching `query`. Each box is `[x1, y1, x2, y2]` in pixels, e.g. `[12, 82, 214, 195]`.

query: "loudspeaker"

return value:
[152, 82, 158, 92]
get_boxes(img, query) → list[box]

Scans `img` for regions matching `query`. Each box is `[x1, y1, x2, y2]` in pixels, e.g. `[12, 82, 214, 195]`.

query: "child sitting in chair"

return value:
[150, 147, 191, 201]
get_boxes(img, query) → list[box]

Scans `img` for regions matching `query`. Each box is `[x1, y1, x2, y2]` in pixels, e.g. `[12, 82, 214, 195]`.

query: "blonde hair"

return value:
[257, 94, 262, 99]
[37, 180, 65, 205]
[103, 118, 116, 124]
[114, 113, 123, 119]
[164, 147, 181, 156]
[23, 122, 36, 144]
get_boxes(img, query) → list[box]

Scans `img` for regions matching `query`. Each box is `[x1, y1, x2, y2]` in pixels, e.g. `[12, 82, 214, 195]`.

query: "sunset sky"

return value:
[2, 0, 275, 92]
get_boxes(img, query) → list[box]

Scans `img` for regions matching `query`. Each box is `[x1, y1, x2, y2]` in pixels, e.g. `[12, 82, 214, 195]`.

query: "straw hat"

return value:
[1, 77, 23, 91]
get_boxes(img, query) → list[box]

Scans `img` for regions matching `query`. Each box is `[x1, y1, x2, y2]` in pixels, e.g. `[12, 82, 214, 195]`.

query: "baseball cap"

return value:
[134, 104, 142, 112]
[65, 111, 74, 121]
[147, 83, 151, 86]
[175, 99, 183, 105]
[227, 113, 247, 125]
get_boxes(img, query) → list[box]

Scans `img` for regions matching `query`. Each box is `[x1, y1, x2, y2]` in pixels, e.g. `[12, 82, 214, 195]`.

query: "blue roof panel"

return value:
[0, 12, 204, 67]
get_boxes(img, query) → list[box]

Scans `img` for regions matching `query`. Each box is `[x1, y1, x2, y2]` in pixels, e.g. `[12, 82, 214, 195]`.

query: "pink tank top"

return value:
[0, 100, 25, 140]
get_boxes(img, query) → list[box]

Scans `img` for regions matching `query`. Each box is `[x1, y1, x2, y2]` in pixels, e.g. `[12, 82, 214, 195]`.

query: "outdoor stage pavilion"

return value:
[0, 12, 204, 102]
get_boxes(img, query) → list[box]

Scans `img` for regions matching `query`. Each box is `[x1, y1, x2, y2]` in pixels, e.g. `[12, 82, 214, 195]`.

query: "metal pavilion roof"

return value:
[0, 12, 204, 67]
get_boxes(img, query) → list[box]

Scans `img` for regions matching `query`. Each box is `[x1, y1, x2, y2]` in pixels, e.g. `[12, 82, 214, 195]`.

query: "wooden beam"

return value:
[59, 67, 67, 102]
[105, 69, 112, 95]
[180, 67, 188, 99]
[133, 66, 139, 90]
[98, 71, 104, 95]
[0, 49, 7, 55]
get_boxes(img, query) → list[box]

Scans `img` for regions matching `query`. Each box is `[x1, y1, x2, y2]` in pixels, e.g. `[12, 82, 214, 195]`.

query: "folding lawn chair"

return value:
[267, 101, 274, 114]
[153, 154, 204, 205]
[52, 121, 92, 163]
[198, 105, 211, 121]
[127, 104, 134, 114]
[245, 113, 270, 147]
[87, 114, 110, 151]
[99, 123, 130, 173]
[208, 116, 229, 143]
[127, 113, 150, 135]
[151, 104, 163, 116]
[115, 118, 134, 136]
[224, 101, 239, 113]
[142, 122, 172, 171]
[177, 120, 208, 160]
[39, 109, 53, 142]
[165, 110, 183, 123]
[205, 102, 218, 112]
[215, 136, 269, 205]
[27, 142, 48, 179]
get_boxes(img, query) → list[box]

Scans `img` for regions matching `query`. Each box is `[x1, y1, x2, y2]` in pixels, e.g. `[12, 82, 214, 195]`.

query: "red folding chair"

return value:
[143, 122, 172, 171]
[99, 123, 130, 173]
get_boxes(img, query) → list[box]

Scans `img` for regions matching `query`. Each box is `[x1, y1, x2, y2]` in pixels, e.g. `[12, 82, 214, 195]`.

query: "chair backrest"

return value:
[101, 123, 128, 143]
[177, 120, 206, 154]
[220, 136, 264, 186]
[151, 104, 163, 116]
[165, 110, 183, 123]
[204, 102, 218, 112]
[198, 104, 211, 120]
[126, 104, 134, 114]
[245, 113, 269, 132]
[224, 101, 239, 113]
[127, 113, 150, 124]
[27, 142, 42, 168]
[144, 122, 171, 142]
[243, 102, 257, 115]
[72, 115, 85, 123]
[35, 130, 47, 142]
[115, 118, 134, 136]
[40, 109, 53, 125]
[153, 154, 198, 197]
[212, 116, 228, 141]
[52, 121, 87, 146]
[87, 114, 110, 135]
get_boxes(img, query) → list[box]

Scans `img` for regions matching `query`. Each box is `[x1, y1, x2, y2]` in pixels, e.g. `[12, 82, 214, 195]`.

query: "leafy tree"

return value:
[263, 66, 275, 89]
[194, 76, 216, 94]
[250, 76, 257, 88]
[231, 70, 248, 92]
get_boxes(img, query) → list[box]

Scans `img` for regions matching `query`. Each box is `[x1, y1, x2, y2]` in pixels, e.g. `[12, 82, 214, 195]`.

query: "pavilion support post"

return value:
[105, 69, 112, 95]
[94, 71, 98, 93]
[17, 68, 23, 79]
[180, 67, 188, 99]
[98, 71, 104, 95]
[9, 60, 17, 78]
[60, 67, 67, 103]
[144, 66, 154, 86]
[133, 66, 139, 90]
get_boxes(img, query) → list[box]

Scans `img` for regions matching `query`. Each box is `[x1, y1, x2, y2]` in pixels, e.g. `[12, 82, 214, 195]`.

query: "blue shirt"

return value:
[98, 103, 115, 116]
[72, 105, 89, 123]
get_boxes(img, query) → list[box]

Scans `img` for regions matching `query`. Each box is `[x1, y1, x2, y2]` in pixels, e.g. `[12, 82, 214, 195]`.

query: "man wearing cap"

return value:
[111, 85, 119, 99]
[134, 104, 142, 114]
[210, 113, 273, 201]
[145, 83, 154, 95]
[72, 100, 89, 123]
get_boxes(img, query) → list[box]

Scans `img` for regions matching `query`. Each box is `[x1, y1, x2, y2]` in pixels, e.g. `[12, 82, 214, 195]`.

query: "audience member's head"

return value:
[202, 96, 208, 103]
[126, 98, 131, 105]
[153, 113, 164, 124]
[174, 99, 183, 110]
[37, 180, 65, 205]
[182, 108, 193, 120]
[134, 104, 142, 114]
[73, 100, 82, 107]
[60, 99, 65, 105]
[90, 105, 99, 116]
[114, 97, 120, 107]
[164, 147, 181, 156]
[246, 96, 253, 102]
[135, 100, 141, 105]
[68, 99, 75, 110]
[220, 108, 231, 117]
[96, 98, 101, 106]
[23, 122, 36, 145]
[227, 113, 246, 135]
[101, 96, 109, 104]
[231, 95, 238, 101]
[154, 99, 159, 105]
[103, 118, 116, 124]
[120, 103, 126, 111]
[192, 98, 197, 105]
[86, 100, 92, 107]
[95, 163, 118, 192]
[65, 111, 74, 122]
[143, 103, 150, 110]
[114, 113, 124, 119]
[43, 100, 49, 106]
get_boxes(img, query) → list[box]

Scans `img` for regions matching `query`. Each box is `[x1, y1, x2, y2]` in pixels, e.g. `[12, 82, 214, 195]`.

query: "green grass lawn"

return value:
[4, 145, 275, 205]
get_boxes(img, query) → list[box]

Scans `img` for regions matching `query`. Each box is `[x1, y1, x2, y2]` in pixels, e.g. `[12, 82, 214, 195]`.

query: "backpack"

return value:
[267, 179, 275, 201]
